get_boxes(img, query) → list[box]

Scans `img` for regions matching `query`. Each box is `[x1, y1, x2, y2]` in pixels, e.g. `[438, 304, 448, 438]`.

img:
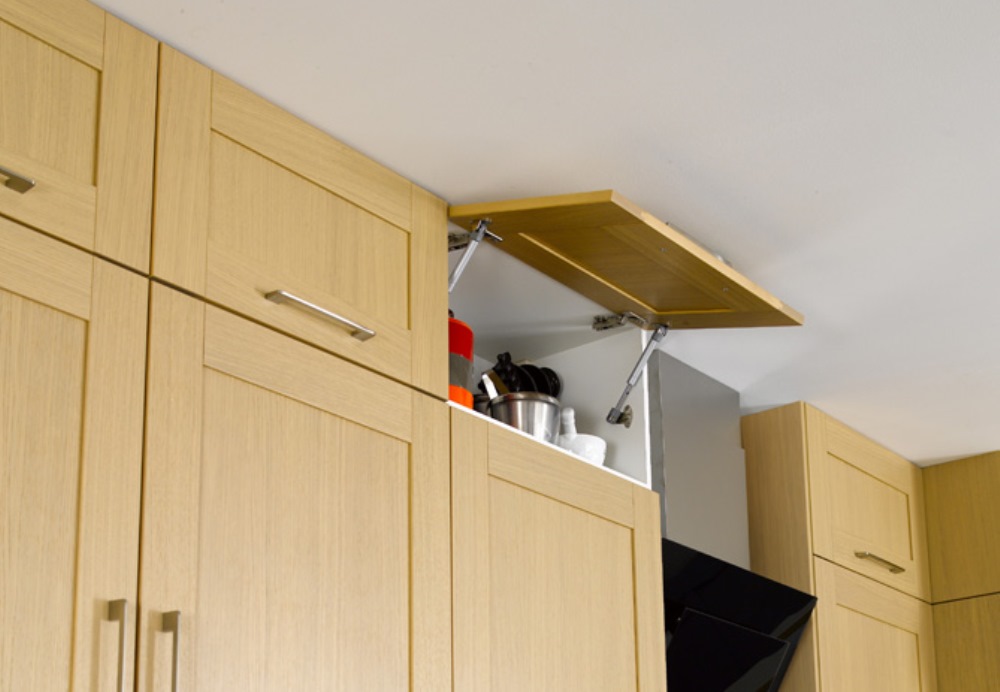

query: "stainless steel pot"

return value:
[488, 392, 561, 444]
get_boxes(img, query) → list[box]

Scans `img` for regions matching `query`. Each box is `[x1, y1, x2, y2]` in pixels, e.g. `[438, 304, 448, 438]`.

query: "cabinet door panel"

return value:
[154, 48, 447, 393]
[0, 1, 156, 270]
[815, 559, 936, 692]
[809, 408, 930, 599]
[452, 411, 666, 692]
[139, 285, 450, 692]
[0, 217, 146, 691]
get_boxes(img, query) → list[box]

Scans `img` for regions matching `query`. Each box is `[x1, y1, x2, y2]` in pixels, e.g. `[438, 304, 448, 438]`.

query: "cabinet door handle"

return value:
[264, 290, 376, 341]
[0, 164, 36, 193]
[162, 611, 181, 692]
[854, 551, 905, 574]
[107, 599, 129, 692]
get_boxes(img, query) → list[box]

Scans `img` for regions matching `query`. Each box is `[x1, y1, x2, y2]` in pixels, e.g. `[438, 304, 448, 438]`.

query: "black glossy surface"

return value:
[662, 539, 817, 692]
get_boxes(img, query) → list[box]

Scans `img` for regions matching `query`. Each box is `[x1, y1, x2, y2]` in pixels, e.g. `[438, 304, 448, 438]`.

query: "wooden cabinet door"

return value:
[0, 0, 156, 271]
[153, 47, 446, 395]
[814, 559, 936, 692]
[807, 406, 931, 599]
[0, 217, 147, 691]
[452, 411, 666, 692]
[138, 285, 450, 692]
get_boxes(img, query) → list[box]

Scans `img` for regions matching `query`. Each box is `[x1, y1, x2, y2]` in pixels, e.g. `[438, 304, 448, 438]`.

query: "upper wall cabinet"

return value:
[449, 190, 803, 330]
[0, 0, 157, 272]
[153, 46, 447, 397]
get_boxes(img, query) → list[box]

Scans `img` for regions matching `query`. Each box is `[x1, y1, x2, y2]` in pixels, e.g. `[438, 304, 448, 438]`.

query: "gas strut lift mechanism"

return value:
[593, 312, 669, 428]
[448, 218, 503, 293]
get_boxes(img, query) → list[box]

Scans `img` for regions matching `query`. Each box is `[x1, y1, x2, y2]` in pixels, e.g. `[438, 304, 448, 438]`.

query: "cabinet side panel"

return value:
[741, 403, 815, 592]
[409, 186, 448, 399]
[924, 452, 1000, 602]
[934, 593, 1000, 692]
[411, 394, 451, 691]
[451, 410, 491, 691]
[633, 487, 667, 692]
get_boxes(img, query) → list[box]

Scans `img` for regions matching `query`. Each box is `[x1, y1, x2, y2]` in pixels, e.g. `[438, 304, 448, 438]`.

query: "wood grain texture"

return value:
[0, 12, 99, 247]
[152, 45, 212, 292]
[814, 558, 937, 692]
[0, 228, 145, 692]
[139, 284, 205, 692]
[1, 274, 87, 692]
[202, 131, 413, 383]
[203, 302, 413, 443]
[94, 15, 157, 272]
[632, 487, 667, 692]
[410, 394, 452, 692]
[924, 452, 1000, 602]
[0, 0, 104, 70]
[451, 410, 492, 692]
[451, 408, 665, 692]
[488, 422, 635, 527]
[488, 477, 637, 691]
[808, 404, 930, 600]
[449, 190, 803, 329]
[72, 260, 147, 692]
[934, 593, 1000, 692]
[409, 186, 448, 399]
[211, 73, 412, 230]
[740, 402, 816, 594]
[0, 215, 92, 319]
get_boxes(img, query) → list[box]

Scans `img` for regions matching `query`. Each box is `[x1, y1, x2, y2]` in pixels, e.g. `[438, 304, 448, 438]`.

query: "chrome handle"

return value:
[0, 165, 36, 193]
[108, 599, 129, 692]
[855, 551, 906, 574]
[264, 290, 376, 341]
[162, 611, 181, 692]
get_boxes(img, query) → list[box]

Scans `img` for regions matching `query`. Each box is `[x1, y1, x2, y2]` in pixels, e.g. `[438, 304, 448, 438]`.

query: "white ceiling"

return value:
[95, 0, 1000, 465]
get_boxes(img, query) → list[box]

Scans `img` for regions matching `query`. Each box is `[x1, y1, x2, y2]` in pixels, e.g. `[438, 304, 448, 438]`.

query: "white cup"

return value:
[565, 434, 607, 466]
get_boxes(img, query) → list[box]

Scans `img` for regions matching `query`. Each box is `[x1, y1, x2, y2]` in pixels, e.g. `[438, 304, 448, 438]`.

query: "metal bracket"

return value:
[607, 324, 669, 426]
[448, 218, 503, 293]
[592, 311, 650, 332]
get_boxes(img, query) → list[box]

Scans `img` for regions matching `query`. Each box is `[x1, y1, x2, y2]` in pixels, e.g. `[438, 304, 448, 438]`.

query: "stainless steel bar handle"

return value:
[854, 550, 906, 574]
[264, 290, 376, 341]
[0, 164, 36, 193]
[162, 611, 181, 692]
[107, 599, 129, 692]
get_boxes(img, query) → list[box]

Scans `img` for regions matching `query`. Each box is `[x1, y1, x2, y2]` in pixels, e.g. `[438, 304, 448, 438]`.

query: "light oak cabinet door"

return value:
[0, 0, 156, 271]
[452, 410, 666, 692]
[0, 217, 147, 691]
[814, 559, 936, 692]
[808, 407, 931, 600]
[153, 46, 446, 396]
[138, 285, 451, 692]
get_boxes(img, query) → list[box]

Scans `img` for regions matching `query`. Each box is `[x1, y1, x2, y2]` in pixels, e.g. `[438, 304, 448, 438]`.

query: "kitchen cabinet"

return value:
[933, 592, 1000, 692]
[814, 559, 937, 692]
[923, 451, 1000, 602]
[153, 46, 447, 396]
[0, 216, 147, 691]
[451, 408, 666, 692]
[742, 402, 930, 601]
[741, 402, 933, 691]
[0, 0, 157, 272]
[137, 284, 451, 691]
